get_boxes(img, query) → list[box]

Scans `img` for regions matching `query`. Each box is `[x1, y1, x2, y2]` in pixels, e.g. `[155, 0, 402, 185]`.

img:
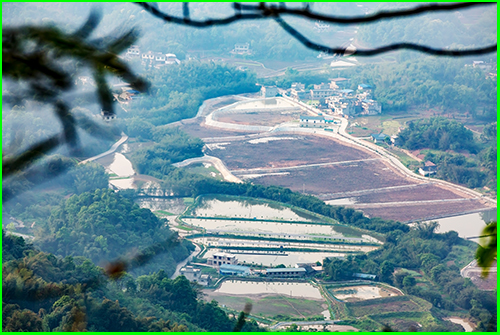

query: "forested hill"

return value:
[396, 117, 476, 153]
[395, 117, 496, 190]
[33, 188, 193, 277]
[122, 61, 259, 125]
[2, 232, 265, 332]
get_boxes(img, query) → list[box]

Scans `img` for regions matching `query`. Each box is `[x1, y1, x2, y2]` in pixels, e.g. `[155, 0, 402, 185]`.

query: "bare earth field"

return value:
[360, 200, 490, 222]
[249, 162, 413, 195]
[346, 296, 427, 318]
[204, 292, 327, 320]
[207, 135, 372, 170]
[174, 95, 494, 223]
[354, 183, 464, 203]
[217, 111, 303, 126]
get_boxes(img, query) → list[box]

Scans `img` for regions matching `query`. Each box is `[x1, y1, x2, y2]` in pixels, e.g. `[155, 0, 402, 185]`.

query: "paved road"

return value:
[79, 133, 128, 164]
[172, 155, 242, 183]
[170, 243, 202, 279]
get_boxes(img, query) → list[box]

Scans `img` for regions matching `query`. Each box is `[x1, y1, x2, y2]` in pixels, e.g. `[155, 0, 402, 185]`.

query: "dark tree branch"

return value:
[135, 2, 497, 57]
[237, 2, 494, 25]
[274, 16, 498, 57]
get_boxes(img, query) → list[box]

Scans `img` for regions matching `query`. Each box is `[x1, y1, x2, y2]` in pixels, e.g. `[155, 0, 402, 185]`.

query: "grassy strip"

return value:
[186, 233, 380, 246]
[213, 246, 360, 253]
[154, 210, 175, 216]
[182, 215, 334, 225]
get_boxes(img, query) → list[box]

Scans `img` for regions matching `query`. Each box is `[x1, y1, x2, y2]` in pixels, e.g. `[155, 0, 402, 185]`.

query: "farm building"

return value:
[370, 133, 389, 143]
[266, 267, 306, 278]
[219, 264, 250, 276]
[419, 161, 437, 176]
[300, 115, 333, 127]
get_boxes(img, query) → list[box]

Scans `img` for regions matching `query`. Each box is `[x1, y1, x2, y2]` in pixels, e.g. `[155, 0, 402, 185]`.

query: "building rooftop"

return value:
[300, 115, 325, 120]
[266, 267, 306, 273]
[213, 252, 236, 258]
[219, 264, 250, 271]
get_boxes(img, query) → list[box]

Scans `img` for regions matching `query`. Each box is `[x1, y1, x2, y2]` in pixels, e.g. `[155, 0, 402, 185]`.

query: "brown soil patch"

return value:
[207, 135, 372, 170]
[360, 200, 490, 222]
[252, 162, 414, 195]
[217, 110, 302, 126]
[355, 184, 466, 203]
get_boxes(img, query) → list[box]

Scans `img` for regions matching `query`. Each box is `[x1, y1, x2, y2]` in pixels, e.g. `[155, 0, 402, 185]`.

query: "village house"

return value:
[329, 77, 350, 89]
[260, 85, 278, 98]
[310, 83, 335, 100]
[419, 161, 437, 176]
[314, 20, 330, 32]
[358, 83, 372, 91]
[180, 266, 201, 282]
[300, 115, 333, 127]
[207, 252, 238, 266]
[165, 53, 180, 65]
[291, 82, 305, 90]
[361, 99, 382, 115]
[232, 43, 250, 54]
[327, 95, 357, 117]
[370, 133, 389, 143]
[126, 45, 140, 58]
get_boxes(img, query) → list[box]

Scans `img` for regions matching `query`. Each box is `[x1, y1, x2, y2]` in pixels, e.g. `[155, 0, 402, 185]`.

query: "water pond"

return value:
[183, 218, 344, 237]
[211, 280, 323, 299]
[190, 195, 324, 222]
[432, 209, 497, 243]
[107, 153, 135, 177]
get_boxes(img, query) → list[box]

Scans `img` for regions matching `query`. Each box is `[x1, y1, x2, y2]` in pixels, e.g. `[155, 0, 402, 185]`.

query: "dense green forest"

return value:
[34, 188, 193, 277]
[395, 117, 496, 190]
[128, 128, 204, 178]
[121, 61, 259, 126]
[396, 117, 477, 153]
[357, 3, 496, 62]
[2, 232, 264, 332]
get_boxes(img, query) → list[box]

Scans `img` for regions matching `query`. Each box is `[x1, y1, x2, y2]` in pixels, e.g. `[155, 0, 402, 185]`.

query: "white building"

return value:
[126, 45, 140, 58]
[180, 266, 201, 281]
[207, 252, 238, 266]
[361, 99, 381, 115]
[232, 43, 250, 54]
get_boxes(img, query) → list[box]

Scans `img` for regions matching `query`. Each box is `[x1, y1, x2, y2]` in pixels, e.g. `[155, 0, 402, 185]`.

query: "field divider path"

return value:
[350, 198, 479, 209]
[230, 158, 381, 174]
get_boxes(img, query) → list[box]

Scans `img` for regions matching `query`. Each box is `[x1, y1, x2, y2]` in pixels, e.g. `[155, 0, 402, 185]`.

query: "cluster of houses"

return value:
[125, 45, 181, 68]
[261, 78, 381, 118]
[179, 252, 326, 286]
